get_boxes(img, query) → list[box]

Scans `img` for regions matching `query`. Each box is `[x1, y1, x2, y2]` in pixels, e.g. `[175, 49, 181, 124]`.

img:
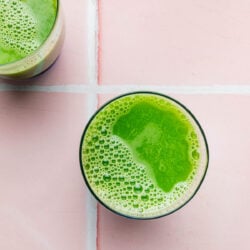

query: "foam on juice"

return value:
[81, 93, 206, 218]
[0, 0, 57, 64]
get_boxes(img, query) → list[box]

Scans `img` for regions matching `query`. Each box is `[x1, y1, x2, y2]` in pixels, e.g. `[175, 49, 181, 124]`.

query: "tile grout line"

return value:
[94, 84, 250, 94]
[96, 1, 101, 250]
[2, 84, 250, 94]
[97, 0, 102, 85]
[86, 1, 99, 250]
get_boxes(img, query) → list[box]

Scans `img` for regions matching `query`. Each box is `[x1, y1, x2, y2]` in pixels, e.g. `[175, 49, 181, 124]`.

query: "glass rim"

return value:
[79, 91, 209, 220]
[0, 0, 60, 68]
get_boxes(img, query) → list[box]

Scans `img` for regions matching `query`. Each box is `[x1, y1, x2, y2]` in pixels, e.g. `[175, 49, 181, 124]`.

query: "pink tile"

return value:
[0, 92, 88, 249]
[99, 0, 250, 85]
[0, 0, 88, 85]
[97, 93, 250, 250]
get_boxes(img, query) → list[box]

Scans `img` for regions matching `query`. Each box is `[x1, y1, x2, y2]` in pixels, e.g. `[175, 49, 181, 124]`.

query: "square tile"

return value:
[0, 92, 89, 250]
[0, 0, 88, 85]
[97, 93, 250, 250]
[99, 0, 250, 85]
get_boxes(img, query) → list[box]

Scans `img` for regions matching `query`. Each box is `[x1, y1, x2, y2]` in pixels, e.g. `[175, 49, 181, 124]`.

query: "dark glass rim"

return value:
[79, 91, 209, 220]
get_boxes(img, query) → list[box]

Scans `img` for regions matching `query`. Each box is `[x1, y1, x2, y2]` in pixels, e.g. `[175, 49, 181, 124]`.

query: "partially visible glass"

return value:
[0, 0, 65, 80]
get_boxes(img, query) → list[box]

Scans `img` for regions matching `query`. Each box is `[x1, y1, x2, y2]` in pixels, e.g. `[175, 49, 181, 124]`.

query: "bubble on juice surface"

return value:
[0, 0, 57, 64]
[81, 93, 203, 218]
[0, 0, 40, 58]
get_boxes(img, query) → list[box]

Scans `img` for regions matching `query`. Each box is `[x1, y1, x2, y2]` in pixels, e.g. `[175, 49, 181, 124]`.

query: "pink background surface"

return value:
[99, 0, 250, 85]
[1, 0, 250, 249]
[0, 92, 88, 249]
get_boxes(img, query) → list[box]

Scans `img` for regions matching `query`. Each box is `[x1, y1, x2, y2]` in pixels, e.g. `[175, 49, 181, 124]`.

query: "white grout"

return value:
[85, 92, 98, 250]
[1, 83, 250, 94]
[95, 84, 250, 94]
[85, 188, 98, 250]
[85, 0, 98, 250]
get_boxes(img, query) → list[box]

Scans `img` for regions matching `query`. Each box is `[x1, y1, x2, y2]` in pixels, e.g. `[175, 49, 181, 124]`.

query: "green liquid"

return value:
[0, 0, 57, 64]
[81, 93, 206, 218]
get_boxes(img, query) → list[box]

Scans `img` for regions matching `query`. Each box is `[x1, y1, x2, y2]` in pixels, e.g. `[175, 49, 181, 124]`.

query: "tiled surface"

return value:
[1, 0, 250, 250]
[0, 92, 88, 249]
[98, 94, 250, 250]
[0, 0, 88, 85]
[99, 0, 250, 85]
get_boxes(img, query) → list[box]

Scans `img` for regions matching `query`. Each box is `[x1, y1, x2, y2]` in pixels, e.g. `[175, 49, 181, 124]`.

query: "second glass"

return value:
[0, 0, 65, 79]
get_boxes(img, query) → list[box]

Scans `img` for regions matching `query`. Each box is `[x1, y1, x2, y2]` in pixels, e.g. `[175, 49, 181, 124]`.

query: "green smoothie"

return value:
[0, 0, 57, 64]
[0, 0, 64, 79]
[80, 92, 208, 219]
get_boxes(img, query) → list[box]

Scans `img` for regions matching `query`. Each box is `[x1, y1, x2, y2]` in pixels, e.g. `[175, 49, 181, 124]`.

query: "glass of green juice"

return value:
[0, 0, 64, 79]
[80, 92, 209, 219]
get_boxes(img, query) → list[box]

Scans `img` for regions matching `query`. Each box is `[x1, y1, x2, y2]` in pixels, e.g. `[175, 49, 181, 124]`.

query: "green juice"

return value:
[80, 92, 208, 219]
[0, 0, 64, 79]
